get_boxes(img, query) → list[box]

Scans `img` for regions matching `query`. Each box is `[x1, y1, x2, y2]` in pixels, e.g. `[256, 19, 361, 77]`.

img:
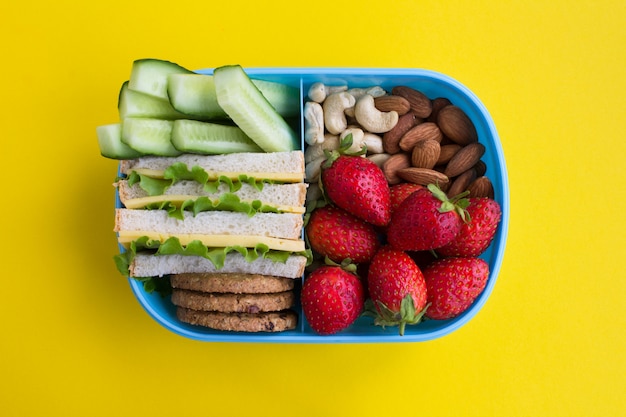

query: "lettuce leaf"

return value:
[114, 236, 308, 278]
[127, 162, 276, 198]
[143, 193, 281, 220]
[127, 171, 172, 195]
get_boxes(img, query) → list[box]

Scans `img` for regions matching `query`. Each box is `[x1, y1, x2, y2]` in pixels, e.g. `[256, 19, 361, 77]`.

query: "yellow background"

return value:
[1, 0, 624, 416]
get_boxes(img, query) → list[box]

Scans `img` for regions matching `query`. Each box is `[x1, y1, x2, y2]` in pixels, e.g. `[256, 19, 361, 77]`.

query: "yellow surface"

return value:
[1, 0, 624, 416]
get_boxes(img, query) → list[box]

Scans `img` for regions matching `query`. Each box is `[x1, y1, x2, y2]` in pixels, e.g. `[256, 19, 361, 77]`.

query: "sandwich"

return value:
[113, 150, 309, 332]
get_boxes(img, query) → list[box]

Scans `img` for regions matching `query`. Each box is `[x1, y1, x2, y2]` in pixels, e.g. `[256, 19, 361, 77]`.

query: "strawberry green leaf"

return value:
[362, 295, 429, 336]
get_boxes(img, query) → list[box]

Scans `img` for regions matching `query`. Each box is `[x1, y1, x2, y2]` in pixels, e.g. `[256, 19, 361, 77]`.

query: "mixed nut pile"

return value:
[304, 82, 494, 201]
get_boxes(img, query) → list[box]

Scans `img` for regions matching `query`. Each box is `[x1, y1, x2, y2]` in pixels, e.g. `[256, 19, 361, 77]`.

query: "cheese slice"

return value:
[121, 194, 305, 214]
[117, 231, 306, 253]
[131, 168, 304, 183]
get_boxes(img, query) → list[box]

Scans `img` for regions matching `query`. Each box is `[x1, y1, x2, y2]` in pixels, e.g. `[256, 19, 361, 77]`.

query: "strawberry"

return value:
[387, 183, 469, 251]
[365, 246, 428, 335]
[437, 197, 502, 257]
[389, 183, 423, 216]
[301, 265, 365, 335]
[306, 205, 380, 264]
[423, 257, 489, 320]
[321, 143, 390, 226]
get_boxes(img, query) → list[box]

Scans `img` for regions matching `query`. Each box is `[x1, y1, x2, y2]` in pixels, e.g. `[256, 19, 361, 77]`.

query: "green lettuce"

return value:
[142, 193, 281, 220]
[127, 162, 276, 196]
[114, 236, 310, 282]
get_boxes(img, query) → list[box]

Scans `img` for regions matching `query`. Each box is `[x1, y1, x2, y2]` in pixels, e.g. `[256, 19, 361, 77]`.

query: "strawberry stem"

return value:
[362, 295, 429, 336]
[427, 183, 470, 223]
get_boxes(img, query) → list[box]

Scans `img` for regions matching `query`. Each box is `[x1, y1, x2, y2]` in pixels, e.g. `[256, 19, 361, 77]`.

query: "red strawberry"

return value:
[301, 265, 365, 335]
[321, 153, 390, 226]
[306, 205, 380, 264]
[437, 197, 502, 257]
[387, 183, 469, 251]
[423, 257, 489, 320]
[389, 183, 424, 216]
[365, 246, 428, 335]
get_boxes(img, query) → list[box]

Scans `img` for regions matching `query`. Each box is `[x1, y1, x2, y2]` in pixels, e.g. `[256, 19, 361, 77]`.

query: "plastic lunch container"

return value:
[117, 67, 510, 343]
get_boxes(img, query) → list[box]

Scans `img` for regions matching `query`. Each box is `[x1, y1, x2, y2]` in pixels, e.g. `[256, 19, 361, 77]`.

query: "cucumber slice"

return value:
[121, 118, 181, 156]
[167, 74, 227, 119]
[171, 120, 264, 154]
[213, 65, 299, 153]
[168, 73, 300, 119]
[96, 123, 143, 159]
[253, 78, 300, 118]
[128, 59, 193, 100]
[118, 81, 188, 120]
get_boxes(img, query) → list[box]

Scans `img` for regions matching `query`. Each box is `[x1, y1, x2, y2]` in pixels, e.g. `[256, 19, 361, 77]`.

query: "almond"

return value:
[374, 95, 411, 115]
[397, 167, 449, 186]
[444, 142, 485, 178]
[382, 153, 411, 185]
[437, 143, 462, 165]
[399, 122, 443, 152]
[474, 159, 487, 177]
[411, 139, 441, 169]
[382, 112, 417, 154]
[467, 176, 494, 199]
[391, 86, 432, 118]
[437, 105, 478, 145]
[427, 97, 452, 123]
[446, 167, 477, 197]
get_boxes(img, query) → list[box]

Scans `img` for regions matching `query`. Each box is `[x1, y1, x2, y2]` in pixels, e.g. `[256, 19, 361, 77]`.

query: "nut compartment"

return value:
[121, 68, 509, 343]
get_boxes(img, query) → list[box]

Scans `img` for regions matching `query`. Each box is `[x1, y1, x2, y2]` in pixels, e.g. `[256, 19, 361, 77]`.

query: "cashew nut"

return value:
[304, 134, 340, 163]
[347, 86, 387, 100]
[367, 153, 392, 168]
[304, 101, 325, 145]
[307, 82, 348, 103]
[305, 156, 326, 183]
[340, 127, 366, 154]
[345, 88, 387, 118]
[337, 127, 385, 155]
[323, 92, 356, 135]
[363, 132, 384, 154]
[354, 94, 399, 133]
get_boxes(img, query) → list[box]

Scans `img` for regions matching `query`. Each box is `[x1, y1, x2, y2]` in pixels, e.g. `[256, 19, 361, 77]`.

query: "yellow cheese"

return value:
[121, 194, 305, 214]
[117, 231, 306, 253]
[131, 168, 304, 183]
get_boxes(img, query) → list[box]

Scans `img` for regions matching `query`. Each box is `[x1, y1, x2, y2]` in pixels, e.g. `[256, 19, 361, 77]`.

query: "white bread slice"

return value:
[120, 151, 305, 182]
[115, 209, 305, 252]
[130, 253, 307, 279]
[115, 209, 303, 240]
[117, 180, 307, 213]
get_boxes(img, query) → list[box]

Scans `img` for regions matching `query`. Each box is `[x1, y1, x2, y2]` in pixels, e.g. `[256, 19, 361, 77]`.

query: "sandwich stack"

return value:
[114, 151, 308, 332]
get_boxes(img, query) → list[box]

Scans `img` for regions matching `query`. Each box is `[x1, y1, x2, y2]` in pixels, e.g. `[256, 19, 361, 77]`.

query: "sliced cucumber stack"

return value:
[171, 120, 264, 154]
[214, 65, 299, 153]
[97, 123, 142, 159]
[97, 59, 303, 159]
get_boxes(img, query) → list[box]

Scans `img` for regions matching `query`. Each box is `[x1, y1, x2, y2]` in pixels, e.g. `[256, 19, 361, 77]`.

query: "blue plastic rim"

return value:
[122, 67, 510, 343]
